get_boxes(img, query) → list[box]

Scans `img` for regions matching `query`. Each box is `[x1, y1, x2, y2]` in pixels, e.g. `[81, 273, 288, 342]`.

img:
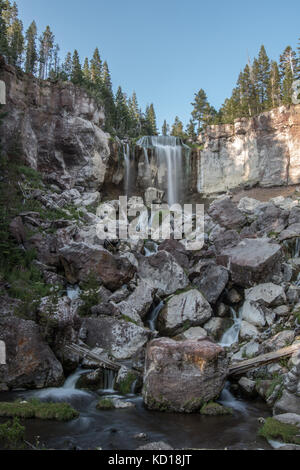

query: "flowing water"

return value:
[123, 142, 131, 195]
[0, 368, 272, 450]
[219, 307, 242, 348]
[137, 136, 190, 205]
[146, 300, 164, 331]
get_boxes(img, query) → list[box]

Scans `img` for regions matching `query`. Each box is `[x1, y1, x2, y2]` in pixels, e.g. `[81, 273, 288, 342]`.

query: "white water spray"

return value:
[219, 307, 242, 347]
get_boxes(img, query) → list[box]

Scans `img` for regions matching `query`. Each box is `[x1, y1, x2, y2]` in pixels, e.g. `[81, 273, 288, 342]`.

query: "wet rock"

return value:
[115, 367, 142, 394]
[80, 316, 151, 360]
[114, 280, 155, 323]
[157, 289, 212, 336]
[158, 239, 189, 269]
[217, 238, 282, 287]
[174, 326, 207, 341]
[240, 300, 266, 327]
[273, 390, 300, 415]
[0, 317, 64, 390]
[200, 402, 232, 416]
[207, 196, 247, 230]
[111, 398, 135, 409]
[231, 340, 260, 362]
[245, 283, 286, 307]
[217, 302, 229, 317]
[238, 377, 257, 397]
[143, 338, 228, 413]
[226, 288, 242, 305]
[286, 285, 300, 304]
[256, 380, 273, 400]
[203, 317, 233, 341]
[59, 242, 136, 291]
[137, 250, 189, 296]
[239, 320, 259, 340]
[192, 264, 229, 304]
[76, 368, 104, 390]
[145, 187, 164, 207]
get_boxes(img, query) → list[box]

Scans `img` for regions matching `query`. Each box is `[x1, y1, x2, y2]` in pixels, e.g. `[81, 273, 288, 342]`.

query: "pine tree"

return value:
[280, 46, 296, 105]
[101, 61, 115, 130]
[162, 120, 169, 136]
[171, 116, 185, 138]
[185, 119, 196, 140]
[25, 21, 37, 74]
[71, 49, 83, 85]
[191, 89, 209, 132]
[256, 45, 270, 110]
[0, 0, 9, 57]
[90, 47, 102, 85]
[38, 26, 54, 79]
[128, 91, 141, 136]
[144, 104, 158, 135]
[83, 57, 90, 82]
[61, 52, 72, 80]
[8, 17, 23, 66]
[268, 61, 281, 108]
[115, 86, 130, 135]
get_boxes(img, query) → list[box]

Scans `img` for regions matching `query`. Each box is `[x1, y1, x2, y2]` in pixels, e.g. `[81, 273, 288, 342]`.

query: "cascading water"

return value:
[137, 136, 190, 205]
[146, 300, 164, 331]
[219, 307, 242, 347]
[123, 142, 131, 195]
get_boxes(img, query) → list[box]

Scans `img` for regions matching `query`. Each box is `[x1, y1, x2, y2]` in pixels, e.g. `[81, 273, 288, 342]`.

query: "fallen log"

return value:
[64, 343, 121, 372]
[229, 343, 300, 377]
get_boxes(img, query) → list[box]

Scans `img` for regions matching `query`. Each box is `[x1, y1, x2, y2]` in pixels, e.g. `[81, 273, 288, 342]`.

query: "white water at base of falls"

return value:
[219, 307, 242, 348]
[66, 284, 81, 300]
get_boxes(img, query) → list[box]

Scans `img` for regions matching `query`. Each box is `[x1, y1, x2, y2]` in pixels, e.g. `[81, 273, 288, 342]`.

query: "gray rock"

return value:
[239, 320, 259, 340]
[238, 377, 257, 397]
[241, 300, 266, 327]
[208, 196, 247, 230]
[157, 289, 212, 336]
[138, 441, 173, 450]
[245, 283, 286, 307]
[273, 413, 300, 428]
[143, 338, 228, 413]
[217, 238, 282, 287]
[193, 264, 229, 304]
[273, 390, 300, 415]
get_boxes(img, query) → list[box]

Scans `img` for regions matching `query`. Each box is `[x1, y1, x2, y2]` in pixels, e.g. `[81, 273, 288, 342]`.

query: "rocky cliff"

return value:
[198, 105, 300, 195]
[0, 59, 120, 191]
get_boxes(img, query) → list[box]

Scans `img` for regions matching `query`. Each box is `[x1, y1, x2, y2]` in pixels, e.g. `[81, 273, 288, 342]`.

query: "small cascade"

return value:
[294, 238, 300, 258]
[147, 300, 164, 331]
[137, 136, 190, 205]
[102, 369, 116, 392]
[219, 307, 242, 348]
[218, 382, 248, 414]
[144, 240, 159, 257]
[283, 237, 300, 259]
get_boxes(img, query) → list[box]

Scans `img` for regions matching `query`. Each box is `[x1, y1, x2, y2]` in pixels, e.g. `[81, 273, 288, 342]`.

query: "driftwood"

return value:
[229, 343, 300, 377]
[64, 343, 121, 372]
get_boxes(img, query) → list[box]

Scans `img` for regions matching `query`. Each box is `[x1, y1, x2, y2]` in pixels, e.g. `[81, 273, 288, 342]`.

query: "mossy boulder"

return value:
[200, 402, 232, 416]
[259, 417, 300, 445]
[96, 398, 114, 410]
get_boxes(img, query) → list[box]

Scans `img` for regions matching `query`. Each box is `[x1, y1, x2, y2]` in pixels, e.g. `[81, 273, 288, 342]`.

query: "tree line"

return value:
[0, 0, 159, 137]
[167, 42, 300, 140]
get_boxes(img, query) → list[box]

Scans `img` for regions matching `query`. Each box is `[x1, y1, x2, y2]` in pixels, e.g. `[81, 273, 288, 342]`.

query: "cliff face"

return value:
[198, 105, 300, 195]
[0, 61, 117, 190]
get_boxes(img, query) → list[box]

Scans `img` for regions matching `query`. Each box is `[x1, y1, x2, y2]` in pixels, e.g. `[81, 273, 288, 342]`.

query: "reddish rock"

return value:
[143, 338, 228, 413]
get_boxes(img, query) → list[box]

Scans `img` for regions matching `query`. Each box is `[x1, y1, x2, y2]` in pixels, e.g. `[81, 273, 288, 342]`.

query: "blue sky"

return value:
[15, 0, 300, 130]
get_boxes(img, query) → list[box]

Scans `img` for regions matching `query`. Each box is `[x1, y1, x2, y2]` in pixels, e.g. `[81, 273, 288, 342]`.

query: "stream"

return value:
[0, 368, 272, 450]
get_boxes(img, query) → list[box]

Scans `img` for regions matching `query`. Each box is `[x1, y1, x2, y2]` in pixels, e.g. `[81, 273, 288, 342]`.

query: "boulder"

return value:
[174, 326, 207, 341]
[0, 317, 64, 390]
[137, 250, 189, 296]
[249, 202, 288, 235]
[238, 377, 257, 397]
[143, 338, 228, 413]
[260, 331, 295, 353]
[217, 238, 282, 287]
[157, 289, 212, 336]
[273, 390, 300, 415]
[245, 283, 286, 307]
[273, 413, 300, 428]
[59, 242, 136, 291]
[207, 196, 247, 230]
[80, 316, 151, 360]
[158, 239, 189, 269]
[237, 197, 262, 217]
[113, 281, 155, 326]
[240, 300, 266, 327]
[239, 320, 259, 340]
[203, 317, 233, 341]
[193, 264, 229, 304]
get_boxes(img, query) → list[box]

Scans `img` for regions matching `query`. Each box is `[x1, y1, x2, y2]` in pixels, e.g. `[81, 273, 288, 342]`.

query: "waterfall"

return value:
[102, 369, 116, 391]
[219, 307, 242, 347]
[137, 136, 190, 205]
[146, 300, 164, 331]
[123, 142, 131, 195]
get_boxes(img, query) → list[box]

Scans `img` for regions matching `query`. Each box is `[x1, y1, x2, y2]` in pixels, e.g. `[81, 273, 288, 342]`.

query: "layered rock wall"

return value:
[198, 105, 300, 195]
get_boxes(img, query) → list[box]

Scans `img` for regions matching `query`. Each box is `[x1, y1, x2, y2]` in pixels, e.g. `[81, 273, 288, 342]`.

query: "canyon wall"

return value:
[197, 105, 300, 195]
[0, 59, 121, 191]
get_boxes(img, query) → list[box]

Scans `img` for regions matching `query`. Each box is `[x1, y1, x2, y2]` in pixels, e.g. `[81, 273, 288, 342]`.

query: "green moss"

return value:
[259, 417, 300, 445]
[116, 372, 137, 395]
[121, 314, 138, 326]
[78, 273, 101, 317]
[266, 376, 283, 400]
[146, 395, 173, 412]
[96, 398, 114, 410]
[0, 417, 25, 450]
[0, 400, 79, 421]
[184, 397, 204, 412]
[200, 402, 233, 416]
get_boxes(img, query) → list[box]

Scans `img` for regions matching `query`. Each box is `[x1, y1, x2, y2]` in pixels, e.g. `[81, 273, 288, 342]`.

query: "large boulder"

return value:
[245, 283, 286, 307]
[59, 242, 136, 291]
[157, 289, 212, 336]
[158, 239, 189, 269]
[137, 251, 189, 296]
[240, 300, 266, 327]
[192, 264, 229, 304]
[217, 238, 282, 287]
[143, 338, 228, 413]
[0, 317, 64, 390]
[113, 280, 155, 325]
[273, 390, 300, 415]
[80, 316, 151, 360]
[208, 196, 247, 230]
